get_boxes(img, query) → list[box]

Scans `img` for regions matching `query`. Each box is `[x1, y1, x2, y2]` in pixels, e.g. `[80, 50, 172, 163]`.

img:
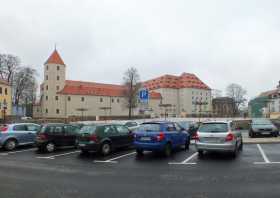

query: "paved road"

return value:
[0, 144, 280, 198]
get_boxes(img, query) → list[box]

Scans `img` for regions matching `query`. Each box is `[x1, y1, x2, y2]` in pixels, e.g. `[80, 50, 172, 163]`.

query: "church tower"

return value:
[42, 49, 66, 118]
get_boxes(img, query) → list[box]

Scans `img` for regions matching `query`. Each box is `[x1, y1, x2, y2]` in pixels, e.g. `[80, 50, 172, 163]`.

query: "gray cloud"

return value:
[1, 0, 280, 100]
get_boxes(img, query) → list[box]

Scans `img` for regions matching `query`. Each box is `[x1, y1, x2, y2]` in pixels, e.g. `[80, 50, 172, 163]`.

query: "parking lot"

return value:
[1, 142, 280, 198]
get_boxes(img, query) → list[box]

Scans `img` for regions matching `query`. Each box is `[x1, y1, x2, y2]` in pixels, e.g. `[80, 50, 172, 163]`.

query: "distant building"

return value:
[34, 49, 211, 119]
[0, 80, 12, 120]
[144, 73, 212, 117]
[212, 97, 236, 117]
[249, 81, 280, 118]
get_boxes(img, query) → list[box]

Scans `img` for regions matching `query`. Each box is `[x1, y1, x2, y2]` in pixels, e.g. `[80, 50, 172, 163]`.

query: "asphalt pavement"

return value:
[0, 143, 280, 198]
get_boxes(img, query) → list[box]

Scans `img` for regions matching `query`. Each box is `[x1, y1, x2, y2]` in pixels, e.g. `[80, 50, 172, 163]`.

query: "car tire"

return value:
[100, 142, 111, 156]
[81, 149, 89, 155]
[136, 149, 144, 156]
[274, 132, 278, 137]
[251, 132, 256, 138]
[4, 139, 17, 151]
[239, 140, 243, 151]
[164, 143, 172, 157]
[198, 150, 204, 157]
[232, 145, 238, 158]
[45, 142, 55, 153]
[184, 139, 190, 151]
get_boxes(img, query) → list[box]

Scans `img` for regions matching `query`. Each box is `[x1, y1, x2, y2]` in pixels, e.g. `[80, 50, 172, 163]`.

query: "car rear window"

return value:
[138, 123, 161, 132]
[199, 123, 228, 133]
[79, 125, 97, 134]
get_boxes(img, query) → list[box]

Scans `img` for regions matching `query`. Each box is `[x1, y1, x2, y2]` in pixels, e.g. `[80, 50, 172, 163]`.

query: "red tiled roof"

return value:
[45, 49, 65, 65]
[57, 80, 162, 99]
[143, 73, 210, 90]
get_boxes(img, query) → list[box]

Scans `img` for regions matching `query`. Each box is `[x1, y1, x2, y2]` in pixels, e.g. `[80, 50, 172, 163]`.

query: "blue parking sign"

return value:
[139, 89, 149, 103]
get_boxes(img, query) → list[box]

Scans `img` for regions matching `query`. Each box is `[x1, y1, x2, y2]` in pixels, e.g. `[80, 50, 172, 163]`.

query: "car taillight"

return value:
[193, 132, 199, 141]
[89, 134, 98, 142]
[156, 132, 165, 141]
[1, 127, 8, 133]
[38, 134, 47, 140]
[225, 133, 235, 141]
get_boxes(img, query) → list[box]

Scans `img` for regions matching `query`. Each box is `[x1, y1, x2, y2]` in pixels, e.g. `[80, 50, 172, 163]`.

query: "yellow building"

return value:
[0, 80, 12, 119]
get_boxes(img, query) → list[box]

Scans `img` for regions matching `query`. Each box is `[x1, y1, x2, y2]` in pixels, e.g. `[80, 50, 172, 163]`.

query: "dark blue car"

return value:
[134, 121, 190, 157]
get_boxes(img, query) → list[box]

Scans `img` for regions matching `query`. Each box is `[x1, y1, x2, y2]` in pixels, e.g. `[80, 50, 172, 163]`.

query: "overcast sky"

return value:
[1, 0, 280, 99]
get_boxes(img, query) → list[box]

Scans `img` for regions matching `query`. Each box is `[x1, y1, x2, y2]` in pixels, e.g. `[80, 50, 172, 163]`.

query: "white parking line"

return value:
[0, 148, 36, 156]
[256, 144, 270, 163]
[93, 152, 136, 163]
[37, 150, 80, 159]
[169, 152, 198, 165]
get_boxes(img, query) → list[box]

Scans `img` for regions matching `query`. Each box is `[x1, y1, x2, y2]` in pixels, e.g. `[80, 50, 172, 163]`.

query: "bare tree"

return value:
[13, 67, 37, 107]
[123, 67, 141, 119]
[0, 54, 20, 83]
[226, 83, 247, 115]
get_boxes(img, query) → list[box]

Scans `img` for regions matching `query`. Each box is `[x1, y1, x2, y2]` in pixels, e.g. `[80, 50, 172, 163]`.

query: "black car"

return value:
[77, 124, 134, 155]
[36, 123, 80, 152]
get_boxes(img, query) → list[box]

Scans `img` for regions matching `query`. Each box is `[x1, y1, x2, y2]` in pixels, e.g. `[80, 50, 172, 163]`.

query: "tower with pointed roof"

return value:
[42, 49, 66, 118]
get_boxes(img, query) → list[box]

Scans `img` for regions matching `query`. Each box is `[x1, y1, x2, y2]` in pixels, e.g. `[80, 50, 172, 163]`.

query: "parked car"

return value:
[195, 121, 243, 157]
[77, 124, 134, 155]
[35, 123, 80, 152]
[249, 118, 278, 138]
[134, 121, 190, 157]
[0, 123, 40, 151]
[124, 121, 140, 131]
[177, 121, 199, 139]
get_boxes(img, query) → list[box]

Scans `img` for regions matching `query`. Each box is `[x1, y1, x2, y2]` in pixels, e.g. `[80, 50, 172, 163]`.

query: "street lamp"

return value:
[159, 104, 172, 120]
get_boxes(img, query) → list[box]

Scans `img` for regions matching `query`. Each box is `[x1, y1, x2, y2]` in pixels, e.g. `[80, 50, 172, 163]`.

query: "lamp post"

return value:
[76, 108, 88, 121]
[3, 100, 7, 124]
[99, 107, 112, 122]
[194, 99, 208, 123]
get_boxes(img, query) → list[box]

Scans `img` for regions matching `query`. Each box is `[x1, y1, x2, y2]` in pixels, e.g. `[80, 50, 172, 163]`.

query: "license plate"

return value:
[79, 144, 85, 147]
[262, 132, 270, 135]
[140, 137, 151, 141]
[204, 138, 219, 143]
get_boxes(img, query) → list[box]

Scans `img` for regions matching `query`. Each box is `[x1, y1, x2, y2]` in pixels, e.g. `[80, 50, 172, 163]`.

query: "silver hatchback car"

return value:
[195, 121, 243, 157]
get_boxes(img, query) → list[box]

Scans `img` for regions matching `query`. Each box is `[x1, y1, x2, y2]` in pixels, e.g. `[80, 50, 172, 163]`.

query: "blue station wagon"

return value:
[134, 121, 190, 157]
[0, 123, 41, 150]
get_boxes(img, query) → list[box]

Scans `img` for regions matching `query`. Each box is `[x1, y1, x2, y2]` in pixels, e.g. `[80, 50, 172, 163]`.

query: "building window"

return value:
[81, 97, 84, 102]
[45, 96, 48, 100]
[100, 98, 103, 102]
[46, 75, 48, 80]
[112, 98, 114, 103]
[55, 96, 58, 100]
[57, 66, 60, 71]
[46, 65, 49, 70]
[68, 96, 71, 101]
[45, 109, 48, 113]
[0, 87, 2, 94]
[5, 88, 8, 95]
[46, 85, 48, 90]
[56, 109, 60, 114]
[57, 76, 60, 80]
[56, 86, 59, 90]
[117, 98, 120, 103]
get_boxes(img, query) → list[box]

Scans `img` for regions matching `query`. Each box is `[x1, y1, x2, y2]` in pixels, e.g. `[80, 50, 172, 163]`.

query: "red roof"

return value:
[143, 73, 210, 90]
[57, 80, 162, 99]
[45, 49, 65, 65]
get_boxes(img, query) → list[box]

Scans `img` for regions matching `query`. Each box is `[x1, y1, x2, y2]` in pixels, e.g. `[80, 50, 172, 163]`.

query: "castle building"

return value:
[33, 49, 211, 119]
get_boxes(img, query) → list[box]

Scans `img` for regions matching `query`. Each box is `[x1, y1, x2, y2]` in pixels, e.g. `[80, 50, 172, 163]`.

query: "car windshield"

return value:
[199, 123, 228, 133]
[79, 125, 97, 134]
[252, 119, 272, 125]
[178, 122, 190, 130]
[138, 123, 161, 132]
[125, 122, 137, 127]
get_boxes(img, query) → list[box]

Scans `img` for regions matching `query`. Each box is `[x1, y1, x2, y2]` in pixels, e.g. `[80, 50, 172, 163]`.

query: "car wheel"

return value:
[136, 149, 144, 156]
[232, 145, 238, 158]
[4, 139, 17, 151]
[45, 142, 55, 153]
[164, 143, 172, 157]
[251, 132, 256, 138]
[100, 142, 111, 156]
[184, 139, 190, 151]
[198, 150, 204, 157]
[239, 140, 243, 151]
[81, 149, 89, 155]
[274, 132, 278, 137]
